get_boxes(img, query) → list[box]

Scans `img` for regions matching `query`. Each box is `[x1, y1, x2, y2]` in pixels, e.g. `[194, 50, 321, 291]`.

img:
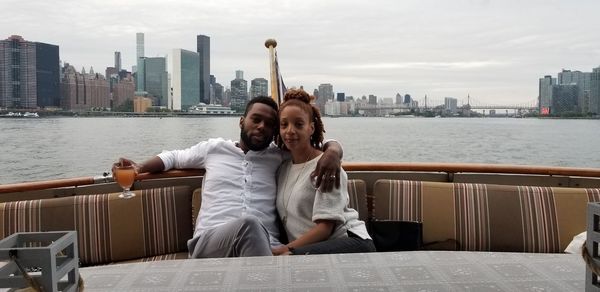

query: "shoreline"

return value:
[0, 110, 598, 119]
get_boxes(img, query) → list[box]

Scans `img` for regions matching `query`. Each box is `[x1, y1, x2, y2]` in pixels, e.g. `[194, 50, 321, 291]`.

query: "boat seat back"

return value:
[189, 180, 368, 224]
[0, 186, 193, 266]
[373, 179, 600, 253]
[347, 179, 368, 221]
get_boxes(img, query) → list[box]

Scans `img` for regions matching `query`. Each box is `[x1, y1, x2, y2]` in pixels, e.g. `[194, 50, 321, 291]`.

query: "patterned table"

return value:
[79, 251, 584, 291]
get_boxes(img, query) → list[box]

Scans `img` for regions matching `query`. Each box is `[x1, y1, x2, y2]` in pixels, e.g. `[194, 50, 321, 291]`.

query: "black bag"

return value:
[367, 220, 423, 252]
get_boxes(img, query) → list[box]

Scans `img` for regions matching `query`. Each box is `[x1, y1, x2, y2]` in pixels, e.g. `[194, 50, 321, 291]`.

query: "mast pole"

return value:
[264, 39, 279, 104]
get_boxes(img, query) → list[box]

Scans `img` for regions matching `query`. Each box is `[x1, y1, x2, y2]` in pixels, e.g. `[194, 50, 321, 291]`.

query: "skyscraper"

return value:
[558, 69, 591, 113]
[0, 35, 60, 108]
[336, 92, 345, 102]
[230, 70, 248, 111]
[318, 84, 334, 101]
[114, 51, 121, 72]
[197, 35, 210, 104]
[538, 75, 555, 114]
[170, 49, 200, 111]
[551, 84, 578, 114]
[136, 33, 145, 91]
[250, 78, 268, 98]
[143, 57, 168, 107]
[590, 67, 600, 115]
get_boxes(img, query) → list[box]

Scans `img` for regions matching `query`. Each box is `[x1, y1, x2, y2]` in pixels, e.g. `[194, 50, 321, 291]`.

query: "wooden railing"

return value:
[1, 162, 600, 194]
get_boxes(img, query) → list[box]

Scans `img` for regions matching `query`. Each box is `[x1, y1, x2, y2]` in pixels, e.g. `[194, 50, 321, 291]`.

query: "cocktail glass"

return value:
[113, 164, 136, 199]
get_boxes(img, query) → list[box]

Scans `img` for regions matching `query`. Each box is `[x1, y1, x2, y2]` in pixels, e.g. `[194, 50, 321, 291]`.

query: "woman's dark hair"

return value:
[276, 88, 325, 150]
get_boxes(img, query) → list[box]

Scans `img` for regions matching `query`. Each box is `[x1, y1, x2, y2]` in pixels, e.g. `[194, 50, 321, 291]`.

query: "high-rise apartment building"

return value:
[336, 92, 345, 102]
[197, 35, 210, 104]
[551, 84, 578, 114]
[444, 97, 458, 114]
[590, 67, 600, 115]
[558, 69, 591, 113]
[539, 75, 555, 114]
[136, 33, 145, 90]
[316, 83, 333, 112]
[60, 63, 110, 111]
[250, 78, 268, 98]
[230, 70, 248, 111]
[170, 49, 200, 111]
[368, 94, 377, 105]
[114, 51, 121, 71]
[0, 35, 60, 108]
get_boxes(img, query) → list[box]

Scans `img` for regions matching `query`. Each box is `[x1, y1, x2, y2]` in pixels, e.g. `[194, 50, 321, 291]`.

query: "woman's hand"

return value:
[271, 245, 292, 256]
[311, 149, 341, 193]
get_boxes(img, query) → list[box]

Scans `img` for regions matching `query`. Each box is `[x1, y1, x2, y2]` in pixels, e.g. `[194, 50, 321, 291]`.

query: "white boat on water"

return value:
[23, 112, 39, 118]
[188, 103, 236, 115]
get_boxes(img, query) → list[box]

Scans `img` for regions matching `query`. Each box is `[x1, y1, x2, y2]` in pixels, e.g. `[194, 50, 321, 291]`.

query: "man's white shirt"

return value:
[158, 138, 287, 246]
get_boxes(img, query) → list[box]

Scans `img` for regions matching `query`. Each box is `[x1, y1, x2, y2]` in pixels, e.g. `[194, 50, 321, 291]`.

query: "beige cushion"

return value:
[373, 179, 600, 253]
[0, 186, 193, 266]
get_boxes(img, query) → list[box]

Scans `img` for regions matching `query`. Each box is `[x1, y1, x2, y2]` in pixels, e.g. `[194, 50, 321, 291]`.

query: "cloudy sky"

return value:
[3, 0, 600, 105]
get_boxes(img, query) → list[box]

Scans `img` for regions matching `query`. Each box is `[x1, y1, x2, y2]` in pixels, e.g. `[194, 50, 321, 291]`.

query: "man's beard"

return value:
[240, 128, 272, 151]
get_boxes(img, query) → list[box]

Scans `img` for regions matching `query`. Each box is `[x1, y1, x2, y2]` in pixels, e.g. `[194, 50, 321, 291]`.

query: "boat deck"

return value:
[79, 251, 584, 291]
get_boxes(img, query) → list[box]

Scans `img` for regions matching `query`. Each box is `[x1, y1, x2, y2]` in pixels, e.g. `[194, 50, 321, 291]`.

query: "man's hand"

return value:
[271, 245, 292, 256]
[112, 158, 142, 176]
[310, 149, 341, 193]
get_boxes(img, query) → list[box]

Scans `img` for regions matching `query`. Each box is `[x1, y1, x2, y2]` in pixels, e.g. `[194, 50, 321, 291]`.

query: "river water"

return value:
[1, 117, 599, 184]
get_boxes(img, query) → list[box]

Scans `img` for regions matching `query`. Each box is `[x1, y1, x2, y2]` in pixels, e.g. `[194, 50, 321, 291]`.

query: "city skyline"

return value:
[3, 0, 600, 104]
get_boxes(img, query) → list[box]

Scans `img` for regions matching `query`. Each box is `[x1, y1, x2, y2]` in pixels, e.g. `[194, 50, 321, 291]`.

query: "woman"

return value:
[272, 89, 375, 255]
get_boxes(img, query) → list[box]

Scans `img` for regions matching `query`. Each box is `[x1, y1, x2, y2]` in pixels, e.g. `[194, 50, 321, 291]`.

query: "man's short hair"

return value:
[244, 96, 278, 116]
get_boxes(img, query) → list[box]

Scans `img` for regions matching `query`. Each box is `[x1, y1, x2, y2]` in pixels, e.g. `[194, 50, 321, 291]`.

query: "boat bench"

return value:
[371, 179, 600, 253]
[0, 186, 193, 266]
[0, 180, 368, 266]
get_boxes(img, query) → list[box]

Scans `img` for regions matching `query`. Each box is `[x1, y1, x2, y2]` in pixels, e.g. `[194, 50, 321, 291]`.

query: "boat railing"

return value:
[2, 163, 600, 198]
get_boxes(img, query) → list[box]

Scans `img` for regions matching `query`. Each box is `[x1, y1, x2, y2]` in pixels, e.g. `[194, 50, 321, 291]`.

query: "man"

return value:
[116, 96, 342, 258]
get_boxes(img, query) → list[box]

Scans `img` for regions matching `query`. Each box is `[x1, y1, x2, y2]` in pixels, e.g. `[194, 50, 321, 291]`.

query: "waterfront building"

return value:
[336, 92, 345, 102]
[404, 94, 412, 104]
[318, 84, 333, 102]
[213, 83, 224, 104]
[250, 78, 268, 98]
[0, 35, 60, 109]
[136, 33, 144, 90]
[368, 94, 377, 105]
[197, 35, 210, 104]
[591, 67, 600, 115]
[141, 57, 168, 107]
[230, 70, 248, 111]
[133, 95, 152, 112]
[558, 69, 591, 113]
[444, 97, 458, 114]
[60, 63, 110, 111]
[112, 74, 135, 109]
[170, 49, 200, 111]
[395, 93, 402, 104]
[539, 75, 555, 115]
[552, 84, 578, 114]
[224, 88, 231, 106]
[381, 97, 394, 105]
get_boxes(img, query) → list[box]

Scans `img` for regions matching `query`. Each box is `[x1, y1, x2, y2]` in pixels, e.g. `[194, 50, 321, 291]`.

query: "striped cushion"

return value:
[347, 179, 368, 221]
[373, 179, 600, 253]
[0, 186, 193, 266]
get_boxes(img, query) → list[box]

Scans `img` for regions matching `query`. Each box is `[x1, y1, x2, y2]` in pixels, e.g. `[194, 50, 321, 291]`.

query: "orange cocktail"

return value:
[114, 165, 136, 198]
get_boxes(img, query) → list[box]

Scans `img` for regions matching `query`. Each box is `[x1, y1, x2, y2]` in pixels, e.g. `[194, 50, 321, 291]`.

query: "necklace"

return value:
[281, 151, 312, 225]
